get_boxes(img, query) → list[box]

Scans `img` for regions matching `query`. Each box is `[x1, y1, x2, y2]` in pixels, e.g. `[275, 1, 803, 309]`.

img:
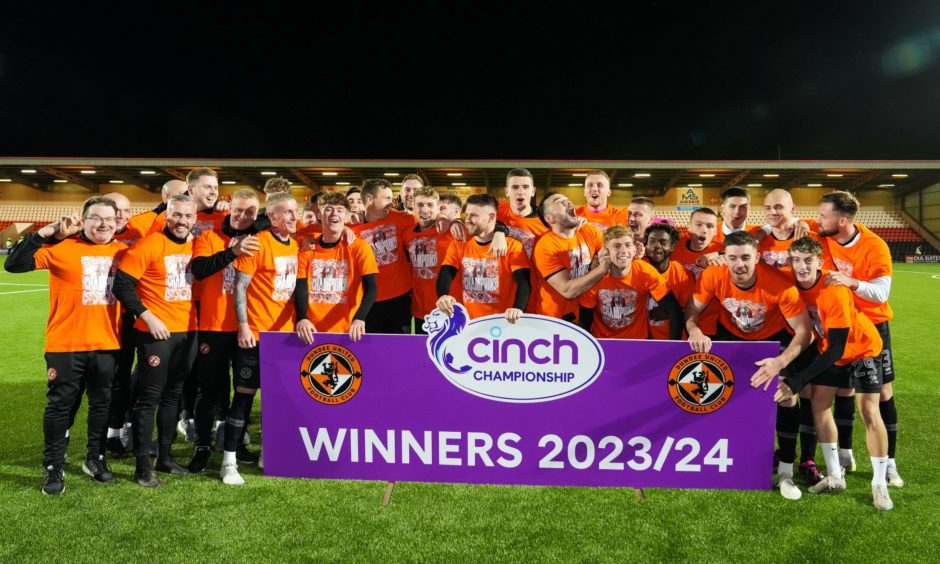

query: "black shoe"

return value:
[42, 464, 65, 495]
[187, 447, 211, 474]
[134, 468, 161, 488]
[82, 455, 114, 483]
[155, 458, 190, 475]
[107, 437, 129, 459]
[236, 444, 260, 465]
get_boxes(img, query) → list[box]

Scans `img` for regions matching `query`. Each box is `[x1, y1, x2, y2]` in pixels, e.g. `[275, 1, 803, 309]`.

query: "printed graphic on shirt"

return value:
[192, 219, 216, 237]
[361, 224, 400, 266]
[221, 264, 236, 294]
[833, 257, 854, 277]
[164, 254, 193, 302]
[507, 226, 536, 257]
[569, 243, 592, 278]
[81, 255, 117, 305]
[761, 250, 790, 269]
[273, 255, 299, 301]
[589, 222, 612, 233]
[648, 295, 667, 327]
[599, 288, 638, 329]
[309, 259, 349, 304]
[721, 297, 767, 334]
[806, 303, 824, 337]
[462, 257, 499, 303]
[408, 236, 438, 279]
[683, 263, 705, 280]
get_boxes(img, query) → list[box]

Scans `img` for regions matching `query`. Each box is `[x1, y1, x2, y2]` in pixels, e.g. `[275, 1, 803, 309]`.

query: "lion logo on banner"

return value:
[423, 305, 472, 374]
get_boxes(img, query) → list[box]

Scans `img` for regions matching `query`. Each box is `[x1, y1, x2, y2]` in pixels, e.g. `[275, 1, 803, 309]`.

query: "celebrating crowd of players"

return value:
[5, 167, 903, 510]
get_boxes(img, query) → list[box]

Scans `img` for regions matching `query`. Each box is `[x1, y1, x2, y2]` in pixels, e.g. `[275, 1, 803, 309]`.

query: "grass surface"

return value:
[1, 258, 938, 562]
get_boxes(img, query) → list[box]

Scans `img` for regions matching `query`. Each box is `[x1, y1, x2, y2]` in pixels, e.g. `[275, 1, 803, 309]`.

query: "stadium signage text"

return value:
[422, 305, 604, 402]
[905, 254, 940, 263]
[260, 329, 779, 490]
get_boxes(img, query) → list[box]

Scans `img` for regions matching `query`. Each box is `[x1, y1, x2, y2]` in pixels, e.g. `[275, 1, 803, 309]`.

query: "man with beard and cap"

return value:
[576, 170, 625, 233]
[816, 190, 903, 487]
[643, 223, 695, 341]
[686, 231, 814, 501]
[578, 226, 681, 340]
[436, 194, 530, 321]
[112, 194, 200, 487]
[531, 192, 608, 322]
[403, 187, 462, 333]
[185, 189, 263, 473]
[5, 196, 128, 494]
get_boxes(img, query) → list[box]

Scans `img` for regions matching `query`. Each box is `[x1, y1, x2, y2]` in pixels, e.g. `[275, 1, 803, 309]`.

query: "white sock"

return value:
[839, 448, 854, 461]
[887, 457, 897, 469]
[64, 429, 70, 438]
[213, 420, 223, 431]
[821, 443, 842, 479]
[778, 461, 794, 478]
[872, 456, 888, 486]
[107, 427, 121, 438]
[222, 450, 237, 466]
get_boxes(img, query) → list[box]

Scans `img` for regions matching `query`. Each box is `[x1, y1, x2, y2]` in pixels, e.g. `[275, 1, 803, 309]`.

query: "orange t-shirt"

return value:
[575, 205, 625, 233]
[148, 209, 229, 238]
[531, 225, 605, 319]
[797, 270, 883, 365]
[497, 202, 550, 258]
[759, 230, 824, 271]
[115, 210, 157, 247]
[118, 232, 197, 333]
[579, 260, 669, 339]
[442, 236, 530, 319]
[402, 226, 462, 319]
[714, 222, 761, 245]
[234, 230, 299, 339]
[822, 224, 893, 324]
[671, 235, 724, 335]
[192, 228, 239, 332]
[694, 263, 805, 340]
[296, 237, 378, 333]
[351, 210, 416, 301]
[33, 237, 127, 352]
[645, 259, 695, 340]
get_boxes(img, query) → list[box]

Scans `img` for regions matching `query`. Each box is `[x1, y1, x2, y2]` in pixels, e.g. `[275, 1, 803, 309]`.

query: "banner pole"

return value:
[382, 481, 396, 506]
[633, 487, 644, 499]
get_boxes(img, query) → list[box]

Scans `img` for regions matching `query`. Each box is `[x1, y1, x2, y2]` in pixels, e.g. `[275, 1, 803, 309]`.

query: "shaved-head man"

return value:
[760, 189, 816, 270]
[162, 180, 188, 203]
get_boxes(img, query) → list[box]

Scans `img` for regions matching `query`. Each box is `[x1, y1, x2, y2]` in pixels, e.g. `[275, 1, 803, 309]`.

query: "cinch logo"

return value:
[423, 304, 605, 403]
[300, 344, 363, 405]
[668, 353, 734, 414]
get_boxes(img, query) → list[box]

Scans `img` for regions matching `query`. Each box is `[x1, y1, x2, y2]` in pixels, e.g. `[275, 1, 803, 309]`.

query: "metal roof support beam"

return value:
[36, 166, 99, 192]
[288, 168, 318, 190]
[721, 170, 750, 190]
[660, 170, 685, 195]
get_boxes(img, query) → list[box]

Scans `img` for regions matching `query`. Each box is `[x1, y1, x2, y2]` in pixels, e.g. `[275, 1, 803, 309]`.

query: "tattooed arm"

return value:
[235, 271, 255, 348]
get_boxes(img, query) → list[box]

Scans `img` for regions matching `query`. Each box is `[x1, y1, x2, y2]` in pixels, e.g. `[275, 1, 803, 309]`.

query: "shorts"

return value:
[234, 345, 260, 389]
[874, 321, 895, 384]
[816, 356, 883, 393]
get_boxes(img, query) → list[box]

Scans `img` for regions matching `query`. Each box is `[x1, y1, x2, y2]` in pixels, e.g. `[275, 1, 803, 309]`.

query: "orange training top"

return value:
[350, 209, 416, 301]
[575, 205, 626, 234]
[693, 262, 805, 340]
[34, 237, 127, 352]
[531, 224, 604, 319]
[579, 260, 669, 339]
[442, 236, 529, 319]
[192, 228, 239, 332]
[402, 226, 462, 319]
[234, 230, 299, 339]
[645, 259, 694, 340]
[822, 223, 893, 324]
[118, 231, 197, 333]
[297, 237, 378, 333]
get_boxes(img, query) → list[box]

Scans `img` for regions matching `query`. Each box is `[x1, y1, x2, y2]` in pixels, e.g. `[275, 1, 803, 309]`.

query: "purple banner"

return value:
[260, 310, 779, 490]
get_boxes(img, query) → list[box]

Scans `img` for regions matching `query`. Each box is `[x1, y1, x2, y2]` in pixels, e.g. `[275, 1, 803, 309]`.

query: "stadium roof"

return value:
[1, 158, 938, 197]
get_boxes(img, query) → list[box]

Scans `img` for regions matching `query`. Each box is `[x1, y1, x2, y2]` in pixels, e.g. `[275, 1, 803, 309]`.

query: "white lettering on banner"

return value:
[422, 304, 604, 403]
[296, 427, 733, 473]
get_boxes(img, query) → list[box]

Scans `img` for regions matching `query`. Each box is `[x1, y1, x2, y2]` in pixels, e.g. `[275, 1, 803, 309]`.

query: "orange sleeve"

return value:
[867, 242, 893, 279]
[442, 239, 462, 269]
[192, 230, 215, 259]
[234, 242, 261, 276]
[297, 250, 310, 280]
[506, 239, 530, 272]
[579, 285, 599, 309]
[532, 236, 566, 279]
[641, 262, 670, 302]
[33, 246, 53, 270]
[692, 265, 718, 305]
[118, 237, 152, 279]
[778, 285, 806, 318]
[355, 239, 379, 276]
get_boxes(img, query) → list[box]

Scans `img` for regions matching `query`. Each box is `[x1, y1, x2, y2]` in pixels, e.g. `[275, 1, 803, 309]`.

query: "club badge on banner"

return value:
[260, 304, 779, 490]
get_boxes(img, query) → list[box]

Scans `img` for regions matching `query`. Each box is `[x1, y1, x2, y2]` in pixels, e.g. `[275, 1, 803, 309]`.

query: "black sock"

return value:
[224, 392, 254, 453]
[834, 395, 856, 450]
[776, 404, 799, 464]
[798, 398, 817, 463]
[880, 397, 898, 459]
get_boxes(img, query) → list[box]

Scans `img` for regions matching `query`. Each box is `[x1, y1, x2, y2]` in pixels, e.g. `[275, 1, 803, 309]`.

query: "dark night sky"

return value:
[2, 2, 940, 160]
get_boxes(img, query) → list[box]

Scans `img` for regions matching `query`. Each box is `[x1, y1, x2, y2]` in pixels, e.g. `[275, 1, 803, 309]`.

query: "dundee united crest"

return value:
[300, 344, 363, 405]
[668, 353, 734, 414]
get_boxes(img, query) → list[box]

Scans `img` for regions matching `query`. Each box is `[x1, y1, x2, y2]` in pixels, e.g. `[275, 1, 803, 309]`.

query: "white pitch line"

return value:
[893, 270, 940, 275]
[0, 282, 49, 287]
[0, 289, 47, 295]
